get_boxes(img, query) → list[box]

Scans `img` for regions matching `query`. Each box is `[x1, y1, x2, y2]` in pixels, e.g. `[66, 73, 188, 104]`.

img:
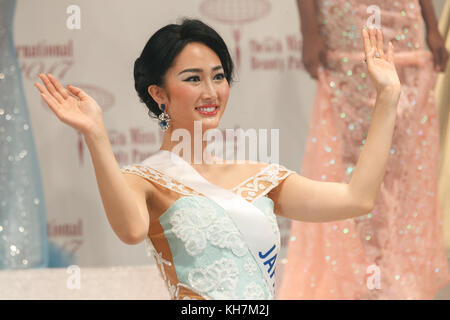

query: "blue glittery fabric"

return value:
[0, 0, 49, 269]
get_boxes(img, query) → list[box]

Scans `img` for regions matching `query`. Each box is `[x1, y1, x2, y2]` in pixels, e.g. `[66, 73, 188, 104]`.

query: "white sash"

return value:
[141, 150, 279, 297]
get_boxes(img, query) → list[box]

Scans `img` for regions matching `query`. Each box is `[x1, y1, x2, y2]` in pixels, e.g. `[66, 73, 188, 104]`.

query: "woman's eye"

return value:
[184, 76, 200, 82]
[214, 73, 225, 80]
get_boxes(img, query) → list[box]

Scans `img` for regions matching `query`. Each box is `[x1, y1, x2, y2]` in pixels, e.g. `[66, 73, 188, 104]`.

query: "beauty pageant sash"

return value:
[142, 150, 279, 297]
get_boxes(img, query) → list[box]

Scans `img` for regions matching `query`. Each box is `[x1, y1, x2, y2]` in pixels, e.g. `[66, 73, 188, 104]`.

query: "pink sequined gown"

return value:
[279, 0, 450, 299]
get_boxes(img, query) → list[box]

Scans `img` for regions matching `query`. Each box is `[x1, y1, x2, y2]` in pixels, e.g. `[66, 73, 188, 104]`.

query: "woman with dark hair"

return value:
[34, 18, 401, 300]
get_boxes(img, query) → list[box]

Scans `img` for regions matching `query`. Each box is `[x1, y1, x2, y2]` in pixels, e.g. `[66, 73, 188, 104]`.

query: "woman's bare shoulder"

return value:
[122, 171, 155, 200]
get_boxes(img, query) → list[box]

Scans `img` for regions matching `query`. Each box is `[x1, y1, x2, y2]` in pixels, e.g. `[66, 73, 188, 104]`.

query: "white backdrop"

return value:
[14, 0, 316, 270]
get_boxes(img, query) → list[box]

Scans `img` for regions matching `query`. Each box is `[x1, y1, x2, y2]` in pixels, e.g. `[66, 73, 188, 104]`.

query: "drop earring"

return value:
[158, 104, 170, 131]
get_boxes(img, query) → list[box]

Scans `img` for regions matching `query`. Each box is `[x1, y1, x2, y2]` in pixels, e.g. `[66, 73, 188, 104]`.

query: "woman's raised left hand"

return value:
[361, 27, 401, 94]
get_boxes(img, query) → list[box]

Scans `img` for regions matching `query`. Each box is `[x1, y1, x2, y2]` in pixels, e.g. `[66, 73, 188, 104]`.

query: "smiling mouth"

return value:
[195, 105, 218, 116]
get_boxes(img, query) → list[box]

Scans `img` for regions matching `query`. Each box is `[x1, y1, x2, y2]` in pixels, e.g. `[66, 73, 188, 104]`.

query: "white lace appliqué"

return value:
[243, 257, 258, 276]
[188, 258, 239, 299]
[169, 201, 216, 256]
[144, 237, 209, 300]
[206, 216, 248, 257]
[243, 282, 266, 300]
[170, 198, 249, 258]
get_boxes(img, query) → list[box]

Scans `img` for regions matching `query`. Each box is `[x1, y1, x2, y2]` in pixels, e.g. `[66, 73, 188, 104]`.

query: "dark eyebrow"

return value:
[177, 65, 223, 75]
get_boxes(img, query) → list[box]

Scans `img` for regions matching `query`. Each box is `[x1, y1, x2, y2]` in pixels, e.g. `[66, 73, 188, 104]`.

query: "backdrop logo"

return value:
[17, 40, 118, 166]
[17, 40, 74, 83]
[199, 0, 271, 69]
[48, 218, 84, 256]
[16, 40, 74, 59]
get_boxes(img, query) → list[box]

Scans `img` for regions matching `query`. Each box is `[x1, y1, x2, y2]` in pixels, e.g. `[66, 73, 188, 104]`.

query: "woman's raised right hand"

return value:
[34, 73, 105, 136]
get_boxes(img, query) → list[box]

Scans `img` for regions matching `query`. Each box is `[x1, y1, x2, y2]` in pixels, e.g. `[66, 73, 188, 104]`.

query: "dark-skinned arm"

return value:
[296, 0, 328, 79]
[419, 0, 449, 71]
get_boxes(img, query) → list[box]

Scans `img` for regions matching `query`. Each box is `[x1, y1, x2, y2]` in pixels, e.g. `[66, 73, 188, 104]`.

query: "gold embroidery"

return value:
[231, 164, 295, 202]
[121, 165, 202, 196]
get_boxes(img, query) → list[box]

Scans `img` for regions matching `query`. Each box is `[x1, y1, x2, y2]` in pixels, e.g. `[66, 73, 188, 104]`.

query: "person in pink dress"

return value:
[279, 0, 450, 299]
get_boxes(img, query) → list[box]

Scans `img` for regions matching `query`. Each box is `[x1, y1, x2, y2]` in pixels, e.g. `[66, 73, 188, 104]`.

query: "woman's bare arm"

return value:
[84, 128, 150, 245]
[35, 74, 150, 245]
[297, 0, 320, 36]
[271, 86, 398, 222]
[419, 0, 449, 71]
[419, 0, 440, 35]
[296, 0, 328, 79]
[271, 28, 401, 222]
